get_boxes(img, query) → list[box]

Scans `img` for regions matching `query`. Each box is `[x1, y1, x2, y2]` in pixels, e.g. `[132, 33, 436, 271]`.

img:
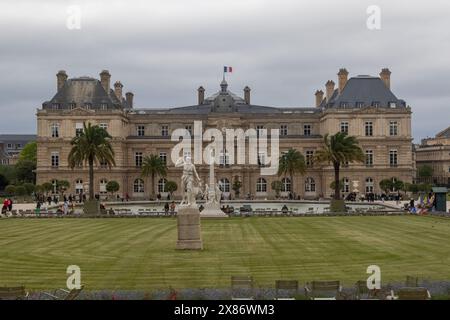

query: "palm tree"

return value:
[277, 148, 306, 196]
[315, 132, 364, 201]
[68, 123, 115, 200]
[141, 154, 167, 199]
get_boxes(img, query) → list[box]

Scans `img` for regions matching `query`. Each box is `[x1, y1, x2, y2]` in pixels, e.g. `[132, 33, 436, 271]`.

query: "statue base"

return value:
[83, 200, 100, 215]
[176, 206, 203, 250]
[200, 202, 229, 218]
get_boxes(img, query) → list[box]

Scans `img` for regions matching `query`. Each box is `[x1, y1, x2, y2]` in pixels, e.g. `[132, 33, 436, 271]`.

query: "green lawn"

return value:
[1, 216, 450, 290]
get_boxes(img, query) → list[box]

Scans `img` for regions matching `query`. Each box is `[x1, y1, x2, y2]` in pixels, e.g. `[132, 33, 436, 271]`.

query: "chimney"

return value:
[56, 70, 68, 91]
[198, 86, 205, 105]
[315, 90, 324, 107]
[100, 70, 111, 94]
[325, 80, 335, 102]
[244, 86, 251, 104]
[337, 68, 349, 93]
[114, 81, 123, 100]
[380, 68, 391, 89]
[125, 92, 134, 108]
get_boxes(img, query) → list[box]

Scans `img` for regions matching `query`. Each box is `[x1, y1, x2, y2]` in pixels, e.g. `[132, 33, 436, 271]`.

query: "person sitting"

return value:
[281, 204, 289, 214]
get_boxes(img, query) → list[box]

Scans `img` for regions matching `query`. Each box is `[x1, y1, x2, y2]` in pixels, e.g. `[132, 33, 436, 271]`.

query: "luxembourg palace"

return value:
[36, 68, 414, 200]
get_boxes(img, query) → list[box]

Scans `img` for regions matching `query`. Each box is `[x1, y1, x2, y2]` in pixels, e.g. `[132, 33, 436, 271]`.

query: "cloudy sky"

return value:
[1, 0, 449, 142]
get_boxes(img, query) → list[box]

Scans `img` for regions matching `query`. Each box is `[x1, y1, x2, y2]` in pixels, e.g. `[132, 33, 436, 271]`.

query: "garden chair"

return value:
[353, 280, 393, 300]
[40, 285, 84, 300]
[275, 280, 299, 300]
[0, 286, 29, 300]
[231, 276, 254, 300]
[394, 287, 431, 300]
[305, 281, 343, 300]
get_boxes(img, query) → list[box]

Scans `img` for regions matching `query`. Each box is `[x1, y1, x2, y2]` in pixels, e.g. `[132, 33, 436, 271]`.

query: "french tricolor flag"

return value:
[224, 66, 233, 73]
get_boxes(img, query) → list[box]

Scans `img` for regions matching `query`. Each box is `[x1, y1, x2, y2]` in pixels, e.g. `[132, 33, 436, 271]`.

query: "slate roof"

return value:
[42, 77, 130, 110]
[321, 75, 406, 109]
[436, 126, 450, 138]
[0, 134, 36, 143]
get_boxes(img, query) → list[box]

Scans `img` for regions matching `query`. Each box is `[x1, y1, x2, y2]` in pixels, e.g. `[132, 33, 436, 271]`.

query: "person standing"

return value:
[164, 202, 170, 216]
[7, 198, 13, 211]
[63, 201, 69, 215]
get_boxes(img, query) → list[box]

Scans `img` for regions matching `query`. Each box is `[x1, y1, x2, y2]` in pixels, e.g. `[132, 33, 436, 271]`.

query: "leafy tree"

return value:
[0, 165, 16, 185]
[106, 180, 120, 197]
[15, 159, 36, 183]
[35, 184, 44, 194]
[5, 185, 16, 196]
[232, 178, 242, 198]
[271, 180, 283, 198]
[393, 179, 404, 193]
[68, 123, 116, 200]
[56, 180, 70, 194]
[417, 165, 433, 178]
[19, 141, 37, 163]
[315, 132, 364, 200]
[41, 182, 53, 195]
[15, 185, 27, 198]
[141, 154, 167, 199]
[22, 182, 36, 195]
[277, 149, 306, 196]
[0, 173, 9, 191]
[165, 181, 178, 198]
[379, 179, 393, 194]
[407, 183, 419, 194]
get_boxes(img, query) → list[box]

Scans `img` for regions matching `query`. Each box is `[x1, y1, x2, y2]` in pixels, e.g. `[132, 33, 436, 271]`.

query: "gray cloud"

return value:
[0, 0, 449, 142]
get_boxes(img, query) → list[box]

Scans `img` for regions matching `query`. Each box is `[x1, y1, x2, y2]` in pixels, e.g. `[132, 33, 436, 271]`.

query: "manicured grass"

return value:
[1, 216, 450, 290]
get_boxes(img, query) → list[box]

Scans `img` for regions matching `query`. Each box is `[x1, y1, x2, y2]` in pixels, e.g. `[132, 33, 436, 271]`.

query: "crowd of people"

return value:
[404, 192, 437, 215]
[1, 198, 13, 214]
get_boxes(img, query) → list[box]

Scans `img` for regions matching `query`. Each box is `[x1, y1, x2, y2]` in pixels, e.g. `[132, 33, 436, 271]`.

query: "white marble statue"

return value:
[175, 156, 202, 207]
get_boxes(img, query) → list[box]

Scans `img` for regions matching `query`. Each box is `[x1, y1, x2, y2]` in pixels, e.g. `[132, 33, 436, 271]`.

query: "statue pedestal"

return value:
[176, 206, 203, 250]
[200, 202, 228, 218]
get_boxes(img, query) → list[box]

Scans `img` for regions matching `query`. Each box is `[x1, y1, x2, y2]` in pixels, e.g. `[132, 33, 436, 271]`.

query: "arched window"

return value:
[219, 178, 230, 192]
[134, 179, 144, 193]
[281, 178, 291, 192]
[75, 179, 83, 194]
[305, 177, 316, 192]
[256, 178, 267, 193]
[99, 179, 108, 194]
[158, 178, 167, 193]
[342, 177, 350, 193]
[365, 177, 374, 193]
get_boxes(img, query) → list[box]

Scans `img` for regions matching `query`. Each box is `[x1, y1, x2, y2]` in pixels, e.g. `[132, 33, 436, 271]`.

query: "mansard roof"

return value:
[42, 77, 130, 110]
[321, 75, 406, 109]
[436, 126, 450, 138]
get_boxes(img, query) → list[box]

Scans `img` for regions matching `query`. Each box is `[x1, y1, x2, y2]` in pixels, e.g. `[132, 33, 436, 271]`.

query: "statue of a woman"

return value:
[175, 156, 202, 207]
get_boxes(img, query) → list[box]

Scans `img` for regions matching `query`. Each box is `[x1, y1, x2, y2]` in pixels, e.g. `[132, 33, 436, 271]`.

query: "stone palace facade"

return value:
[36, 68, 414, 199]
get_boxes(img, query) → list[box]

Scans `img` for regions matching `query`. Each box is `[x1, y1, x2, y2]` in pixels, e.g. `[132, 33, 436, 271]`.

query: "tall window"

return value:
[365, 150, 373, 167]
[161, 125, 169, 137]
[51, 152, 59, 168]
[389, 150, 398, 167]
[219, 150, 230, 166]
[257, 152, 266, 167]
[280, 125, 288, 136]
[365, 121, 373, 136]
[100, 103, 108, 110]
[256, 178, 267, 192]
[389, 121, 398, 136]
[99, 179, 108, 194]
[281, 178, 291, 192]
[342, 178, 350, 193]
[135, 152, 143, 167]
[99, 123, 108, 131]
[305, 177, 316, 192]
[306, 150, 314, 167]
[158, 178, 167, 193]
[256, 125, 265, 138]
[219, 178, 230, 193]
[185, 125, 192, 136]
[75, 122, 84, 137]
[137, 125, 145, 137]
[75, 179, 83, 194]
[159, 152, 167, 165]
[134, 179, 144, 193]
[51, 123, 60, 138]
[365, 177, 374, 193]
[51, 179, 58, 194]
[304, 124, 312, 136]
[340, 121, 349, 134]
